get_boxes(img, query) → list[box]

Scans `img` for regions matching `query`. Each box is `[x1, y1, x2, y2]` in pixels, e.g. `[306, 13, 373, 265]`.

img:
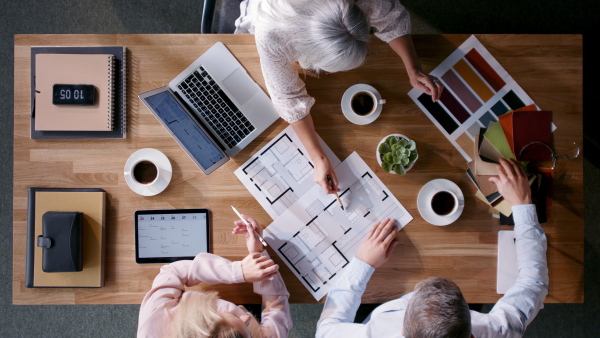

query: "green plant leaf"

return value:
[409, 151, 418, 164]
[382, 162, 391, 172]
[378, 143, 391, 154]
[393, 164, 406, 175]
[401, 157, 409, 166]
[406, 140, 416, 151]
[384, 152, 394, 164]
[398, 139, 408, 148]
[386, 136, 399, 146]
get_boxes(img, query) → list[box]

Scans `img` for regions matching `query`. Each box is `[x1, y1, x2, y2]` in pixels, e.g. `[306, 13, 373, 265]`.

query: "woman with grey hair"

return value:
[236, 0, 443, 194]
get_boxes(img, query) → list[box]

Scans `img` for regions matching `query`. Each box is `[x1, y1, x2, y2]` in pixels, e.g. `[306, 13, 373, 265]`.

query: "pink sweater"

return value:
[137, 252, 291, 337]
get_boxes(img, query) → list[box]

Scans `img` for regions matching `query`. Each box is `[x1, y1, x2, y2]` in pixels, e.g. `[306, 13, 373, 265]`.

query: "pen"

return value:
[326, 175, 344, 210]
[231, 205, 268, 247]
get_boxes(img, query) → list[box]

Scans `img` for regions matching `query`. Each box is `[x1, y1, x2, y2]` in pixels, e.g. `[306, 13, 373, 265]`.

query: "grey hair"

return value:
[403, 277, 471, 338]
[257, 0, 370, 74]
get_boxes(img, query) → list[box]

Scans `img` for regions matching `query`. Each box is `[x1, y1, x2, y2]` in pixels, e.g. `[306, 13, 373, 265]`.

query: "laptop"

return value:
[139, 42, 279, 174]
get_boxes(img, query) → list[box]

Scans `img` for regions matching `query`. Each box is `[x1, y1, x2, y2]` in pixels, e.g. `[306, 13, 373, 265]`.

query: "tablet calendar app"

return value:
[137, 212, 207, 258]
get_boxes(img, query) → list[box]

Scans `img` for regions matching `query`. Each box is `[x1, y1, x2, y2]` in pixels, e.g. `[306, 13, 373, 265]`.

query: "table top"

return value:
[13, 34, 583, 305]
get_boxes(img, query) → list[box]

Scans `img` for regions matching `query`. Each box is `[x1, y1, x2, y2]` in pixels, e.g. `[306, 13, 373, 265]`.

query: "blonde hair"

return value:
[256, 0, 370, 74]
[170, 291, 247, 338]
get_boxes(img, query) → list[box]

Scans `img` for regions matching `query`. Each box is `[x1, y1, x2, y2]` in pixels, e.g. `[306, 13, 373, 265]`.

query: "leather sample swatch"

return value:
[512, 110, 553, 161]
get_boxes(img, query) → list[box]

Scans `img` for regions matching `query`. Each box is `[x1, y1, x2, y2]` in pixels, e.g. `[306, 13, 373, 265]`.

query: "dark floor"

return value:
[1, 1, 599, 337]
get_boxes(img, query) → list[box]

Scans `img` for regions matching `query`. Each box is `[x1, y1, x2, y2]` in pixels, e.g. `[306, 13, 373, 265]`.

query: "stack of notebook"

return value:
[30, 46, 127, 139]
[25, 188, 107, 288]
[466, 105, 552, 223]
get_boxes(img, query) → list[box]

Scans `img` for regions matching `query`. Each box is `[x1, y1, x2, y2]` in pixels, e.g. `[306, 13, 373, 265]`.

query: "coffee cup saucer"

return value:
[417, 179, 464, 226]
[341, 84, 383, 125]
[124, 148, 172, 196]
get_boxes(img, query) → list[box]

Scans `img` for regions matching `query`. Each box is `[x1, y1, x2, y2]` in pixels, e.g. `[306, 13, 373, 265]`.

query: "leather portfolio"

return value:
[38, 211, 83, 272]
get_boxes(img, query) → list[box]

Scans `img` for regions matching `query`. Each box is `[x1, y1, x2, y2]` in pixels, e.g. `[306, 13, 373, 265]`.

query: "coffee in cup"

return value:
[351, 91, 376, 116]
[431, 191, 458, 216]
[132, 160, 158, 185]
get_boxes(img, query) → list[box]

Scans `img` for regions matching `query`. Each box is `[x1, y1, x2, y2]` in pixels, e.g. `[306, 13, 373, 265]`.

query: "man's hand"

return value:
[232, 214, 264, 254]
[356, 218, 399, 269]
[241, 252, 279, 282]
[489, 158, 532, 206]
[314, 156, 339, 195]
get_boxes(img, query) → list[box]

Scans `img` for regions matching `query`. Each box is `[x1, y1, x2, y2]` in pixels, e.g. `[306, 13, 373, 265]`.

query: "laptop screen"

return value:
[143, 90, 227, 171]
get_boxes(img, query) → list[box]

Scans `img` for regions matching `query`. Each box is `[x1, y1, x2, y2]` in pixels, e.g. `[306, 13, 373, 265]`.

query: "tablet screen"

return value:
[135, 209, 210, 264]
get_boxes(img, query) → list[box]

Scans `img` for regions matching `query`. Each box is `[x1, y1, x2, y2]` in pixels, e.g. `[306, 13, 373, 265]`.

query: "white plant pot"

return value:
[376, 134, 416, 174]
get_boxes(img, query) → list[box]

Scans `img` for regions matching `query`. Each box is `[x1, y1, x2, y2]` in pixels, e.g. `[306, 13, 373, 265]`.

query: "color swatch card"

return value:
[408, 35, 537, 162]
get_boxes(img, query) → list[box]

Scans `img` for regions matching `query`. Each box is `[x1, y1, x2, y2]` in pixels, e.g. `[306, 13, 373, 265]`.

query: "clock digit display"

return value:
[52, 84, 96, 105]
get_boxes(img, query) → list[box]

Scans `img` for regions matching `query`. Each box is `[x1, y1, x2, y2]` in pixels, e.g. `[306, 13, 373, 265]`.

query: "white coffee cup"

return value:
[341, 84, 386, 125]
[430, 190, 459, 217]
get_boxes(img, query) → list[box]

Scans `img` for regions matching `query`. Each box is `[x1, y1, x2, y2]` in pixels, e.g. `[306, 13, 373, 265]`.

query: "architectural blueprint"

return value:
[234, 126, 340, 219]
[263, 152, 413, 300]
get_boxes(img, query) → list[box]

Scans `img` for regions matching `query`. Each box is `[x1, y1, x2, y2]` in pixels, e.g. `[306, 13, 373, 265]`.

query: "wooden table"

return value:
[13, 34, 583, 305]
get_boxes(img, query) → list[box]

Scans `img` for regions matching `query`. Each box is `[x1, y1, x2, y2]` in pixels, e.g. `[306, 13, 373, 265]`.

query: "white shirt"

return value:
[235, 0, 411, 123]
[316, 204, 549, 338]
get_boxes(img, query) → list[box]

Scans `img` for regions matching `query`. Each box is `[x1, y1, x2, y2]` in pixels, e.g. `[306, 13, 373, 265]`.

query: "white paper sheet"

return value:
[234, 125, 340, 219]
[263, 152, 413, 300]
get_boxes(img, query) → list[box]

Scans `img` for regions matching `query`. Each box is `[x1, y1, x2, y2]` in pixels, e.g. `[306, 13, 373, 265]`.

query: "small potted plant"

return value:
[376, 134, 418, 175]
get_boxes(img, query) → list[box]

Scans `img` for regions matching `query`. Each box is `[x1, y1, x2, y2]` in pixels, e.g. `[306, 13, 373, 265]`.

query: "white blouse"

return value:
[235, 0, 411, 123]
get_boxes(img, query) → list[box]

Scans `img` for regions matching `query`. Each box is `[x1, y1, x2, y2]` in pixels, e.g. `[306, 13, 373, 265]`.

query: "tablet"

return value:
[135, 209, 210, 264]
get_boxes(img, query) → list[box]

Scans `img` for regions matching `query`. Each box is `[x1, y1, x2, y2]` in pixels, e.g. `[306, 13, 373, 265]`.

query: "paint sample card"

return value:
[408, 35, 536, 162]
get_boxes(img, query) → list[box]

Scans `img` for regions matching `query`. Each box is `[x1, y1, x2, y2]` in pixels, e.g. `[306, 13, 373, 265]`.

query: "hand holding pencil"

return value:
[231, 206, 268, 253]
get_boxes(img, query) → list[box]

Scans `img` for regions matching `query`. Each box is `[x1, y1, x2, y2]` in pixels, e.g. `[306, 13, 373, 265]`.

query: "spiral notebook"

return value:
[35, 54, 115, 131]
[30, 46, 127, 139]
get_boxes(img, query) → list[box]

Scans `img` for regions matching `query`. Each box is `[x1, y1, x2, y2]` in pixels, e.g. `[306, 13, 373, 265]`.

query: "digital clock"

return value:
[52, 84, 96, 105]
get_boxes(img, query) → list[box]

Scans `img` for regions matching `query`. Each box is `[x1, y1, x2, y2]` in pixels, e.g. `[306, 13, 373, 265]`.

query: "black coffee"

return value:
[431, 191, 456, 216]
[133, 160, 158, 184]
[351, 92, 375, 116]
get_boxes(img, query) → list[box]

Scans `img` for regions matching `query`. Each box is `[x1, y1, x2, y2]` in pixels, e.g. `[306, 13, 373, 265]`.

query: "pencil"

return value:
[327, 175, 344, 210]
[231, 205, 268, 247]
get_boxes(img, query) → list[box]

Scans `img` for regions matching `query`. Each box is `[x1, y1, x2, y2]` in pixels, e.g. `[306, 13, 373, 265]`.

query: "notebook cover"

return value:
[483, 121, 516, 160]
[26, 188, 106, 288]
[30, 46, 127, 139]
[35, 54, 115, 131]
[497, 230, 518, 294]
[512, 110, 553, 162]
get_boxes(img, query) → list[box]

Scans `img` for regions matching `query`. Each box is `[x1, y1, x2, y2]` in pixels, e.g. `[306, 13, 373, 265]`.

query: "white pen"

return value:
[231, 205, 268, 247]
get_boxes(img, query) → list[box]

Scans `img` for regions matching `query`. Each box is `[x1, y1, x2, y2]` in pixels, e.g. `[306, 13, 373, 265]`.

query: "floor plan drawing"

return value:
[235, 126, 340, 219]
[264, 152, 413, 300]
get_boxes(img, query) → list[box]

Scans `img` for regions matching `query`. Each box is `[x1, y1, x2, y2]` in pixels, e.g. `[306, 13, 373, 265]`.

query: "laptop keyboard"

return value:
[177, 66, 255, 148]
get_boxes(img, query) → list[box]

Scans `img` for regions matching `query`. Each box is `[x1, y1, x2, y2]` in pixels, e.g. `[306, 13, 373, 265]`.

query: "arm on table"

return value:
[292, 115, 339, 194]
[475, 159, 549, 336]
[254, 251, 293, 338]
[316, 219, 398, 338]
[388, 35, 442, 102]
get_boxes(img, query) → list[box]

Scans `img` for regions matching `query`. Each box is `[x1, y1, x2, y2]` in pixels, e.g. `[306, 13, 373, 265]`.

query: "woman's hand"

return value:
[241, 252, 279, 282]
[408, 68, 443, 102]
[232, 214, 264, 253]
[313, 156, 339, 195]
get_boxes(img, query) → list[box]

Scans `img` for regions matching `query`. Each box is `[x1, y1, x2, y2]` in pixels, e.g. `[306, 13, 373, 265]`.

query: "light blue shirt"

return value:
[317, 204, 548, 338]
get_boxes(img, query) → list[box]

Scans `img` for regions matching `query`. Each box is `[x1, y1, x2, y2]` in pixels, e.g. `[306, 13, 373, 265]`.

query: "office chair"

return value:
[201, 0, 243, 33]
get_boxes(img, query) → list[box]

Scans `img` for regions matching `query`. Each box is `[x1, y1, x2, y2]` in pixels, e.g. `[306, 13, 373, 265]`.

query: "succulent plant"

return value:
[378, 136, 418, 175]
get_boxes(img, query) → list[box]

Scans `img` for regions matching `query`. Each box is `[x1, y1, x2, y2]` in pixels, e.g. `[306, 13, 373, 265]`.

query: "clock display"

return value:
[52, 84, 96, 105]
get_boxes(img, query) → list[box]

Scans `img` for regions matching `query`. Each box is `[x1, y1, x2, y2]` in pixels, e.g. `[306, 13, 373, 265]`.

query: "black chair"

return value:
[201, 0, 244, 33]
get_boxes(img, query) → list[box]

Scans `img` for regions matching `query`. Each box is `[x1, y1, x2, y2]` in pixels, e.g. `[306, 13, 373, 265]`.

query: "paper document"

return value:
[264, 152, 413, 300]
[234, 125, 340, 219]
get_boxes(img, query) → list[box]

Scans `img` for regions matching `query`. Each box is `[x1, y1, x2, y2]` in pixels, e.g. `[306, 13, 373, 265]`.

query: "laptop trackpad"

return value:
[222, 68, 257, 106]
